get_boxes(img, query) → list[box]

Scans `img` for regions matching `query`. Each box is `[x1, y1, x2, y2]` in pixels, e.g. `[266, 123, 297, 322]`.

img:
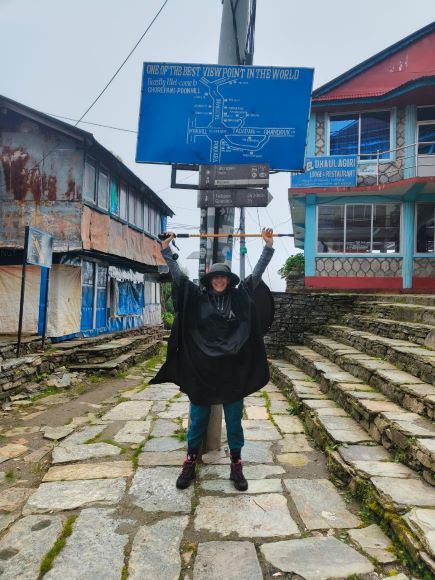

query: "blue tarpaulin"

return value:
[116, 281, 144, 316]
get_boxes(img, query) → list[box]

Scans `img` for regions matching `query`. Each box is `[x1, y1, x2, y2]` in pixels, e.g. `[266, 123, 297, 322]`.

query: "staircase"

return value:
[0, 327, 164, 401]
[269, 293, 435, 576]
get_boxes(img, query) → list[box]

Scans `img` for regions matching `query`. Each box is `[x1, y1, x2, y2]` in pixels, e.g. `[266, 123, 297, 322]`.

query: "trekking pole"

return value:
[158, 233, 294, 239]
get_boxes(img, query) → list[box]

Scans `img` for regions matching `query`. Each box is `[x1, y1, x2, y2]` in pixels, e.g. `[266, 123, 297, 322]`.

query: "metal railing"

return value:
[356, 140, 435, 185]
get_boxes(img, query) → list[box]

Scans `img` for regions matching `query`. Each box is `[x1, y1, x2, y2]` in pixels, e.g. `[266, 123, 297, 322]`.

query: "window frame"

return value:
[97, 166, 109, 210]
[328, 109, 393, 162]
[415, 202, 435, 256]
[83, 156, 97, 203]
[316, 202, 402, 256]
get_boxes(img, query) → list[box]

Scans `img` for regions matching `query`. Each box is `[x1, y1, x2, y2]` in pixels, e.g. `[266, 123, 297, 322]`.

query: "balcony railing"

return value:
[357, 140, 435, 184]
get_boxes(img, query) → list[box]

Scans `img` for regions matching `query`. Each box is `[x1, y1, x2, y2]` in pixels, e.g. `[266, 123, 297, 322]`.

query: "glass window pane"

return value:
[155, 211, 160, 234]
[110, 178, 119, 215]
[149, 207, 155, 234]
[418, 124, 435, 155]
[84, 158, 96, 202]
[416, 204, 435, 253]
[373, 203, 401, 253]
[330, 114, 358, 156]
[417, 107, 435, 122]
[360, 111, 390, 160]
[317, 205, 345, 252]
[136, 195, 143, 228]
[128, 188, 135, 224]
[144, 203, 149, 233]
[120, 183, 127, 220]
[98, 168, 109, 209]
[345, 204, 372, 253]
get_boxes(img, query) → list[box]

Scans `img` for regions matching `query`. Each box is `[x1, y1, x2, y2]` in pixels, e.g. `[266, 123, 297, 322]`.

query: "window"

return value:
[329, 111, 391, 159]
[149, 207, 156, 234]
[143, 203, 150, 233]
[83, 157, 96, 202]
[136, 194, 143, 229]
[317, 203, 400, 254]
[110, 178, 119, 215]
[416, 203, 435, 253]
[128, 188, 135, 224]
[120, 183, 128, 220]
[98, 167, 109, 210]
[154, 210, 161, 235]
[417, 106, 435, 122]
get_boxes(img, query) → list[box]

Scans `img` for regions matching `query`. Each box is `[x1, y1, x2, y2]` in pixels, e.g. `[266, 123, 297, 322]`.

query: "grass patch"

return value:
[286, 401, 299, 416]
[121, 563, 129, 580]
[132, 443, 144, 468]
[144, 345, 167, 370]
[175, 428, 187, 442]
[4, 469, 16, 482]
[31, 386, 59, 401]
[39, 515, 77, 575]
[114, 370, 129, 379]
[88, 374, 104, 384]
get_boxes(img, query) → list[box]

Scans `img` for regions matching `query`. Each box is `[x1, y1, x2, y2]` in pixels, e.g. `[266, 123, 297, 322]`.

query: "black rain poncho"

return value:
[150, 270, 271, 406]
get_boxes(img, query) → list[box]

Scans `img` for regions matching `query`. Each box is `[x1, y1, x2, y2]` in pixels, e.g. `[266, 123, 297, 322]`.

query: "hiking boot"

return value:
[230, 460, 248, 491]
[176, 458, 196, 489]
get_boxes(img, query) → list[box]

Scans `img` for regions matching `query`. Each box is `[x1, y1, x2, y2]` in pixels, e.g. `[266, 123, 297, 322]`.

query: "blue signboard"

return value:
[136, 62, 314, 171]
[291, 156, 357, 188]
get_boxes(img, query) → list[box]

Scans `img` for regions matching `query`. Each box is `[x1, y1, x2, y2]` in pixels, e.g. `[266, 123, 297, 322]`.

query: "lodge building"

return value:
[0, 95, 173, 340]
[289, 21, 435, 291]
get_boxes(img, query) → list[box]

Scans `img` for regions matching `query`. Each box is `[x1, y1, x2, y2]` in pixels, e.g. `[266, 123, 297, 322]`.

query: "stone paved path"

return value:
[0, 353, 414, 579]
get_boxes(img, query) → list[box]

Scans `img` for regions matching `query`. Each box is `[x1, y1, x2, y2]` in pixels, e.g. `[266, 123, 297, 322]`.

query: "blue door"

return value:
[95, 265, 108, 329]
[80, 261, 94, 332]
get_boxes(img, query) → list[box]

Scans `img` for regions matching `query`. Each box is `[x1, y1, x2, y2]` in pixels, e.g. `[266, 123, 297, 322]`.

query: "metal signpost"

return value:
[17, 226, 53, 356]
[197, 188, 272, 208]
[199, 163, 269, 189]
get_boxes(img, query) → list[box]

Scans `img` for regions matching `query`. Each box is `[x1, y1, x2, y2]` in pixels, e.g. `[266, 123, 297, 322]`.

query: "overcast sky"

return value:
[1, 0, 434, 289]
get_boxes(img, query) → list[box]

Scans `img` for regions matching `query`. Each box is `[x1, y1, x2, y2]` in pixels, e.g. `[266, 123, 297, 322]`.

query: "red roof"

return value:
[314, 29, 435, 102]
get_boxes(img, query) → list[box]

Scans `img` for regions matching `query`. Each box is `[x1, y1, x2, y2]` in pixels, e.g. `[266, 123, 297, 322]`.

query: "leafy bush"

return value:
[163, 311, 174, 328]
[278, 254, 305, 279]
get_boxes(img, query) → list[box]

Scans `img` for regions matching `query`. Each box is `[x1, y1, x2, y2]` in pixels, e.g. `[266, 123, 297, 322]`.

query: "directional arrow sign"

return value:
[199, 164, 269, 189]
[197, 188, 273, 208]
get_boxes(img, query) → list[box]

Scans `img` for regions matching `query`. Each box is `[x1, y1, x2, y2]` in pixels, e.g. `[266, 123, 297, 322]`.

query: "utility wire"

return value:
[0, 1, 169, 196]
[46, 114, 137, 134]
[76, 0, 170, 125]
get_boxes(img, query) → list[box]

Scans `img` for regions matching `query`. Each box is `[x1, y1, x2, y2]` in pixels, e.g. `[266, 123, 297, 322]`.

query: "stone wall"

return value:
[0, 325, 165, 401]
[265, 292, 357, 356]
[413, 258, 435, 278]
[315, 257, 402, 278]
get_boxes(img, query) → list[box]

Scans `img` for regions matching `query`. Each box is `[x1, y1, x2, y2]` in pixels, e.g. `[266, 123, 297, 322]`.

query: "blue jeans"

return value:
[188, 400, 244, 452]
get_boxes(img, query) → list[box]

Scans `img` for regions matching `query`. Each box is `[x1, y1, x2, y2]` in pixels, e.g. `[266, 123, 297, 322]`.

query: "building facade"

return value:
[0, 96, 173, 339]
[289, 22, 435, 291]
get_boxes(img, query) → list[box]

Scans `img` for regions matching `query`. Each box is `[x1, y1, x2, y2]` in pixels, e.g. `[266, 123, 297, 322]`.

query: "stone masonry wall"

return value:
[265, 292, 357, 356]
[0, 325, 165, 401]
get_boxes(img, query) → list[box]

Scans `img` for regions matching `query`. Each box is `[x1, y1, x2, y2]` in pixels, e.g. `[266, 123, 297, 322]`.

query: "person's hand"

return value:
[161, 231, 175, 250]
[262, 227, 273, 247]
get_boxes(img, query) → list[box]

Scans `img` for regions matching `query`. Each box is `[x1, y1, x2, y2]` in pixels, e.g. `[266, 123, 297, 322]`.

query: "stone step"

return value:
[68, 340, 160, 374]
[354, 302, 435, 326]
[305, 334, 435, 421]
[0, 335, 44, 361]
[343, 314, 435, 348]
[269, 358, 435, 575]
[71, 335, 151, 364]
[324, 324, 435, 385]
[281, 345, 435, 485]
[355, 294, 435, 307]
